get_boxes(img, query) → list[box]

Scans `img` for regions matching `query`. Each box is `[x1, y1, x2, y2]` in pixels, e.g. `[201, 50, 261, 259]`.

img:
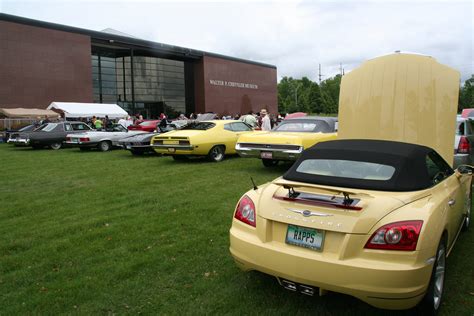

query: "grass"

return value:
[0, 144, 473, 315]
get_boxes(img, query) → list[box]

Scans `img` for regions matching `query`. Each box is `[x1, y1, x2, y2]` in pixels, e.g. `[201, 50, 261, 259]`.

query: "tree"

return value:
[459, 75, 474, 111]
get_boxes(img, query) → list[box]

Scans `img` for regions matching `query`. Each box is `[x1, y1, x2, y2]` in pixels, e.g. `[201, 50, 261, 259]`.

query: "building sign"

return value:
[209, 79, 258, 89]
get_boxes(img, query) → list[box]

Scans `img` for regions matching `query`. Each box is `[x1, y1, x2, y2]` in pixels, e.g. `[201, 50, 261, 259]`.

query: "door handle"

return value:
[448, 199, 456, 207]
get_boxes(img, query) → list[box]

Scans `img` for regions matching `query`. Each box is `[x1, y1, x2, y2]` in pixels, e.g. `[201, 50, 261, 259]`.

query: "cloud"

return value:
[2, 0, 473, 81]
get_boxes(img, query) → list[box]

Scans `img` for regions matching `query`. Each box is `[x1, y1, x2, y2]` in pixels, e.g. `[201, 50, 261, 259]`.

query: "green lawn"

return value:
[0, 144, 472, 315]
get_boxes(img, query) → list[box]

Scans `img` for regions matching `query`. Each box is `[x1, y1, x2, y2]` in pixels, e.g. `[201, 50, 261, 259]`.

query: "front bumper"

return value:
[236, 143, 303, 161]
[7, 138, 29, 146]
[229, 223, 432, 310]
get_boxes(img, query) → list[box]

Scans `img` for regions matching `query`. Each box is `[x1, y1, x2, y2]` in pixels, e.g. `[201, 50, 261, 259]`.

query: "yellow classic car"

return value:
[151, 120, 254, 162]
[229, 53, 471, 314]
[235, 116, 337, 167]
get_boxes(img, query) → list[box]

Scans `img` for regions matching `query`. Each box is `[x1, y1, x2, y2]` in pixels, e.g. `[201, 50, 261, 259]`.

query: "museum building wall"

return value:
[0, 20, 93, 109]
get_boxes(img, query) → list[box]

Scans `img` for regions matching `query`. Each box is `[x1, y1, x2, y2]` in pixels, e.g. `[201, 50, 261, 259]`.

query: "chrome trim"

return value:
[152, 144, 193, 150]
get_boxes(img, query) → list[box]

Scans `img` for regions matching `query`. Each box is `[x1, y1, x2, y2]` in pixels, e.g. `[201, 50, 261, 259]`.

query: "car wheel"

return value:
[98, 141, 112, 152]
[172, 155, 188, 161]
[49, 142, 62, 150]
[262, 159, 278, 167]
[462, 187, 472, 231]
[419, 238, 446, 315]
[79, 147, 90, 151]
[208, 145, 225, 162]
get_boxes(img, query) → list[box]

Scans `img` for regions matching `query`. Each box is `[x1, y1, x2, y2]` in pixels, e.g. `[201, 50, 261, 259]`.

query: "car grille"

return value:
[239, 143, 301, 151]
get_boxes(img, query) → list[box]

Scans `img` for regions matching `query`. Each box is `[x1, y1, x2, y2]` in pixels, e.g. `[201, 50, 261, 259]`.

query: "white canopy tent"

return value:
[47, 102, 128, 119]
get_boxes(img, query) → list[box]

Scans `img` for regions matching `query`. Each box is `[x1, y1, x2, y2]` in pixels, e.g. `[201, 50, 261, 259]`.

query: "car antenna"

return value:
[250, 177, 258, 190]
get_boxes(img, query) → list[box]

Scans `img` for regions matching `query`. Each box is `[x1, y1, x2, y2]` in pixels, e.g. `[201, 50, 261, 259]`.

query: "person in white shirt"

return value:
[260, 109, 272, 131]
[118, 116, 127, 128]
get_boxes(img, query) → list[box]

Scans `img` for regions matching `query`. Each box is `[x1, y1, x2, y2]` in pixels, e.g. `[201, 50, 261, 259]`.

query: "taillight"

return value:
[79, 137, 90, 142]
[234, 195, 256, 227]
[66, 137, 71, 141]
[458, 136, 470, 154]
[365, 220, 423, 251]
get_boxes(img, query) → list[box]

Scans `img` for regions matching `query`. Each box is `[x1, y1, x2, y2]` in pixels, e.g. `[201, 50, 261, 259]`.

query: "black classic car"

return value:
[10, 121, 92, 149]
[4, 124, 38, 143]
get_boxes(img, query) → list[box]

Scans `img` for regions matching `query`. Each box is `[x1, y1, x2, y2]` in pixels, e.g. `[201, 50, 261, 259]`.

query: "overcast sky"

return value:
[1, 0, 473, 82]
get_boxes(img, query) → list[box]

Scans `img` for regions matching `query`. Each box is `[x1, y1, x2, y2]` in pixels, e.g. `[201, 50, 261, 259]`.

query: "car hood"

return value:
[338, 53, 459, 165]
[254, 178, 431, 234]
[237, 131, 330, 145]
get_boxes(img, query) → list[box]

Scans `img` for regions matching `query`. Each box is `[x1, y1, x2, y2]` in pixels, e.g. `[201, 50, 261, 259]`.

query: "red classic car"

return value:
[127, 120, 161, 132]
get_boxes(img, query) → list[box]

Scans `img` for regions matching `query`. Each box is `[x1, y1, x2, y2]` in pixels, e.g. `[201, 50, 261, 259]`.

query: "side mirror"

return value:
[456, 164, 474, 177]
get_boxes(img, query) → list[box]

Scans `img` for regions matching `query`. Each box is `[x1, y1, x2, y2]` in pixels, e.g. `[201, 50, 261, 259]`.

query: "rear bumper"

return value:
[235, 143, 303, 161]
[152, 144, 194, 155]
[229, 223, 432, 310]
[453, 153, 471, 168]
[65, 141, 99, 148]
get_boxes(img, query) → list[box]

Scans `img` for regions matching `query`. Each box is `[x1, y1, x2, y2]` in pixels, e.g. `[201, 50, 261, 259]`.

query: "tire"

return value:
[262, 159, 278, 167]
[49, 142, 62, 150]
[172, 155, 188, 161]
[79, 147, 90, 151]
[462, 187, 472, 232]
[208, 145, 225, 162]
[98, 141, 111, 152]
[419, 238, 447, 315]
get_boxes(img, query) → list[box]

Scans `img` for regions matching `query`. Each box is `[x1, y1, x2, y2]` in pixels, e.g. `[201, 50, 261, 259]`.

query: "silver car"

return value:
[65, 124, 147, 152]
[453, 116, 474, 167]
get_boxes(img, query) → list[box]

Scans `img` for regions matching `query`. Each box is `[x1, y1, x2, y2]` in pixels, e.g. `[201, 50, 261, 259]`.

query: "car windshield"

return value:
[39, 123, 59, 132]
[296, 159, 396, 181]
[181, 122, 215, 130]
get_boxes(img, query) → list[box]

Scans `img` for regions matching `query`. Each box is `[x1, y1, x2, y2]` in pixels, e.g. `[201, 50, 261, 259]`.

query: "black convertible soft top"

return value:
[283, 139, 453, 192]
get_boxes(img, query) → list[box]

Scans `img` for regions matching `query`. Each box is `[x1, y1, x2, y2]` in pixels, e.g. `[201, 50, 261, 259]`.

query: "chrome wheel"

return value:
[50, 142, 62, 150]
[464, 192, 471, 231]
[99, 141, 111, 152]
[433, 244, 446, 310]
[208, 146, 224, 162]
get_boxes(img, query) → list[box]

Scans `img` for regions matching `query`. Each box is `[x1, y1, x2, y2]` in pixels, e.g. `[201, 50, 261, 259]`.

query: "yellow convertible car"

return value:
[236, 116, 337, 167]
[151, 120, 254, 162]
[229, 53, 470, 314]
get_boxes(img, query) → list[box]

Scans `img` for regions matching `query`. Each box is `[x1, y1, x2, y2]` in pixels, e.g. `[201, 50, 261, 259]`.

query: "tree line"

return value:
[278, 74, 474, 114]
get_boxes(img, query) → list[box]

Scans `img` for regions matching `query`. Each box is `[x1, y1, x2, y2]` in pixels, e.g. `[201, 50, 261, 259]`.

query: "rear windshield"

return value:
[296, 159, 396, 181]
[274, 120, 331, 133]
[181, 122, 215, 130]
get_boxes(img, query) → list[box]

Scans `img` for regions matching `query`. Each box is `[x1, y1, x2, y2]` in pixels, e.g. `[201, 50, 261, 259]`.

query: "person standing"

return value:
[95, 117, 103, 130]
[260, 109, 272, 131]
[242, 111, 257, 128]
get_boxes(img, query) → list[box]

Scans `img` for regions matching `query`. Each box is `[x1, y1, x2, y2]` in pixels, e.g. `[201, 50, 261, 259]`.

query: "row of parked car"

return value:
[6, 113, 473, 168]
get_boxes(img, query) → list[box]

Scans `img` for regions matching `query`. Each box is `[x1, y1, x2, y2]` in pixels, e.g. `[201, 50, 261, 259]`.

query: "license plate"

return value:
[168, 148, 176, 153]
[261, 151, 273, 159]
[286, 225, 324, 251]
[164, 140, 179, 145]
[70, 138, 79, 143]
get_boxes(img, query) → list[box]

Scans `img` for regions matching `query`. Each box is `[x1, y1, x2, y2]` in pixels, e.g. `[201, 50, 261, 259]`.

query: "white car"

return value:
[65, 124, 147, 151]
